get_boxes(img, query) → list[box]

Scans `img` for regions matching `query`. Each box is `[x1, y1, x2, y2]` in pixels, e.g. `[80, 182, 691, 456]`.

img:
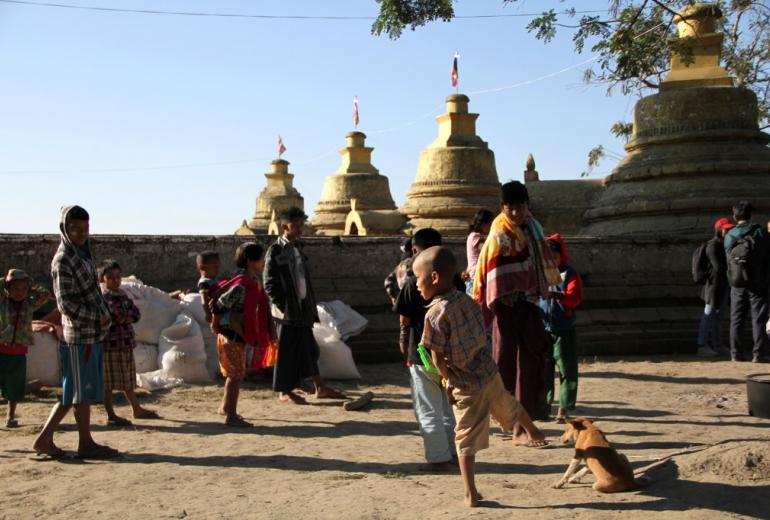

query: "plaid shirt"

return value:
[102, 288, 140, 351]
[0, 282, 52, 354]
[422, 289, 498, 391]
[52, 243, 112, 345]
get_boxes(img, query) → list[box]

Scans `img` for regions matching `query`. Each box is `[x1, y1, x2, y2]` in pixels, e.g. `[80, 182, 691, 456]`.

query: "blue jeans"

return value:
[697, 304, 723, 349]
[409, 364, 456, 463]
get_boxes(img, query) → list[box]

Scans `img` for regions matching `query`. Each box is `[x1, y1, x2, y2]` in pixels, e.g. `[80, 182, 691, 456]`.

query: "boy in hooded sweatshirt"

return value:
[32, 205, 118, 460]
[540, 234, 583, 423]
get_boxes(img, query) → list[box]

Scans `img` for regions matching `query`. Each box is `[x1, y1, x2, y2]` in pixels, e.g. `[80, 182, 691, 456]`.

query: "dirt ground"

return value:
[1, 357, 769, 520]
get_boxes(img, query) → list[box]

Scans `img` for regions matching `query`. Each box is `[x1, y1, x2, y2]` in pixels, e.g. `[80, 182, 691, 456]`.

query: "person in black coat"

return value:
[697, 218, 734, 357]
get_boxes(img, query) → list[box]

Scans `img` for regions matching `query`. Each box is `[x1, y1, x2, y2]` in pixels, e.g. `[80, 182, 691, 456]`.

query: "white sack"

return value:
[180, 293, 219, 378]
[27, 331, 61, 386]
[158, 314, 211, 384]
[121, 281, 181, 345]
[313, 323, 360, 380]
[317, 300, 368, 341]
[133, 343, 159, 374]
[136, 369, 184, 391]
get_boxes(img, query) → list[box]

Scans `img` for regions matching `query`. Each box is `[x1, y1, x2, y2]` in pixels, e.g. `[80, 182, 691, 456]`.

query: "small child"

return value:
[414, 246, 546, 507]
[0, 269, 53, 428]
[210, 242, 269, 427]
[541, 234, 583, 423]
[384, 237, 413, 305]
[99, 260, 159, 426]
[462, 209, 494, 295]
[196, 250, 221, 322]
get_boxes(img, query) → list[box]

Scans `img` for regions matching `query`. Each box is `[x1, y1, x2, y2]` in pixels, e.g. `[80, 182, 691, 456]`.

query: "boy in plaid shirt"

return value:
[33, 205, 118, 459]
[414, 246, 547, 507]
[99, 260, 159, 426]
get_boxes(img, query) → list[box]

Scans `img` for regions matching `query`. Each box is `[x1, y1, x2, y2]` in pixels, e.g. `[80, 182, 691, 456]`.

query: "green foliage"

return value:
[371, 0, 454, 39]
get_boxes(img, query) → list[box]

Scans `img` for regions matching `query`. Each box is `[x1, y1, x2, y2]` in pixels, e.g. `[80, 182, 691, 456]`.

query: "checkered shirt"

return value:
[102, 288, 141, 351]
[422, 288, 498, 391]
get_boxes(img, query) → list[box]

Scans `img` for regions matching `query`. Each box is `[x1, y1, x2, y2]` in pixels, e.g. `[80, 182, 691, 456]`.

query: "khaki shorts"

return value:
[452, 373, 523, 456]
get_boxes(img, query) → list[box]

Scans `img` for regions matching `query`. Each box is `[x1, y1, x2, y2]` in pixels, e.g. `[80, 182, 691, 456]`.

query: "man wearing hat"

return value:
[697, 218, 735, 357]
[0, 269, 54, 427]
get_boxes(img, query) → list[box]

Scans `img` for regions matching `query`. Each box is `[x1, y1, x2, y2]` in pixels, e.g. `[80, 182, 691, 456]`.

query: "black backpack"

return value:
[727, 227, 761, 288]
[691, 241, 710, 285]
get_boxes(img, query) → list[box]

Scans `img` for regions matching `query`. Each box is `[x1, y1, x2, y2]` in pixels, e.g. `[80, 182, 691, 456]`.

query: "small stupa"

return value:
[400, 94, 500, 236]
[582, 3, 770, 236]
[245, 159, 304, 234]
[344, 198, 406, 236]
[312, 131, 399, 236]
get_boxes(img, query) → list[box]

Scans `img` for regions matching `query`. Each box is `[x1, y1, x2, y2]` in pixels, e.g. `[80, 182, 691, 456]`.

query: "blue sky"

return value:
[0, 0, 637, 235]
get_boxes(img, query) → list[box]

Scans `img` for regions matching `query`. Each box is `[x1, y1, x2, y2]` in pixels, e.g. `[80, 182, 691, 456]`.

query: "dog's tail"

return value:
[633, 475, 653, 489]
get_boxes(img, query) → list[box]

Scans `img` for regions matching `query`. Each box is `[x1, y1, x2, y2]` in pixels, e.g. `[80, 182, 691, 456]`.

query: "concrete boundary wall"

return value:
[0, 234, 711, 361]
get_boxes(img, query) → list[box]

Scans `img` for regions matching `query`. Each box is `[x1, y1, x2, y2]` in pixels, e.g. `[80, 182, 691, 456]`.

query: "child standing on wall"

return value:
[196, 251, 221, 323]
[0, 269, 54, 428]
[540, 234, 583, 423]
[98, 260, 160, 426]
[33, 205, 119, 459]
[264, 207, 344, 404]
[415, 246, 547, 507]
[210, 242, 274, 427]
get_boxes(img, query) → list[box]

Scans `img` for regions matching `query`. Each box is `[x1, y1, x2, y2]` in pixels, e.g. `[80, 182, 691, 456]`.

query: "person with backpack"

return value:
[694, 218, 734, 357]
[725, 201, 770, 363]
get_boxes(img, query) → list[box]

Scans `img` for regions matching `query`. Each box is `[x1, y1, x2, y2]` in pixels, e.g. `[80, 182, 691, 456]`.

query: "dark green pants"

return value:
[0, 354, 26, 403]
[545, 328, 578, 410]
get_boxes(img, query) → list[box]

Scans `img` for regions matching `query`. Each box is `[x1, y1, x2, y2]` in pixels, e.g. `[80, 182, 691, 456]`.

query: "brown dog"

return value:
[553, 418, 649, 493]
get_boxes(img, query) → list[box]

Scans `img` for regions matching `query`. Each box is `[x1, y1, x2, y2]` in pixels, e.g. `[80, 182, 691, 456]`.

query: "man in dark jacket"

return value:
[724, 201, 770, 363]
[697, 218, 733, 357]
[263, 207, 345, 403]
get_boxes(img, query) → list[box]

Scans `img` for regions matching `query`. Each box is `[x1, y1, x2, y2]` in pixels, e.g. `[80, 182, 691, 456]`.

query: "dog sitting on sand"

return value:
[553, 417, 650, 493]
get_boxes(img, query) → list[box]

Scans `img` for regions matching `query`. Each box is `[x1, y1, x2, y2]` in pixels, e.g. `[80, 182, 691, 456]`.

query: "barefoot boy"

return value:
[414, 246, 547, 507]
[99, 260, 159, 426]
[32, 205, 118, 459]
[264, 207, 344, 404]
[0, 269, 53, 427]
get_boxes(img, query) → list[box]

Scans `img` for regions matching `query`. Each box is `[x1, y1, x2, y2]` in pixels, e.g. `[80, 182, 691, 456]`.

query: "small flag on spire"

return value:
[451, 52, 459, 88]
[353, 96, 360, 128]
[277, 135, 286, 158]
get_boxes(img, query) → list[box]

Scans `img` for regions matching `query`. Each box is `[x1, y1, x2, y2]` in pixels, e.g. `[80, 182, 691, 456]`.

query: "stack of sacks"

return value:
[312, 301, 368, 380]
[180, 293, 220, 378]
[157, 313, 212, 384]
[27, 329, 61, 386]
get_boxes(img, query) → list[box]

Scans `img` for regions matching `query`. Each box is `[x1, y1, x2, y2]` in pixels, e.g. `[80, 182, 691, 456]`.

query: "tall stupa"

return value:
[400, 94, 500, 236]
[582, 3, 770, 236]
[312, 131, 399, 236]
[245, 159, 304, 234]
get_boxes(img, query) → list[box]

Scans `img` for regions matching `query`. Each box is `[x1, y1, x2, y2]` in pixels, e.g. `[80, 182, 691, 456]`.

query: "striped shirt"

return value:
[422, 289, 497, 391]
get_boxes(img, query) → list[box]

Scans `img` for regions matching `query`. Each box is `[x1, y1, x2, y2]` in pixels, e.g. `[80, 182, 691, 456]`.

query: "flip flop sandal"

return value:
[343, 391, 374, 411]
[5, 418, 19, 428]
[316, 388, 346, 399]
[279, 393, 307, 405]
[31, 448, 68, 461]
[225, 416, 253, 428]
[77, 445, 120, 460]
[556, 415, 567, 424]
[107, 417, 133, 427]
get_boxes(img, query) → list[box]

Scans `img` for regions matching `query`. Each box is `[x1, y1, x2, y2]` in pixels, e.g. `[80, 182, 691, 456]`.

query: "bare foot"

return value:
[511, 430, 530, 446]
[132, 408, 160, 419]
[315, 386, 346, 399]
[279, 392, 307, 405]
[464, 490, 483, 507]
[33, 439, 63, 457]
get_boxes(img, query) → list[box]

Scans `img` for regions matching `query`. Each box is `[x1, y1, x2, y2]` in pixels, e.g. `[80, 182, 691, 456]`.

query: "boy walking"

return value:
[541, 234, 583, 423]
[32, 205, 118, 459]
[0, 269, 53, 427]
[414, 246, 546, 507]
[264, 207, 344, 404]
[99, 260, 159, 426]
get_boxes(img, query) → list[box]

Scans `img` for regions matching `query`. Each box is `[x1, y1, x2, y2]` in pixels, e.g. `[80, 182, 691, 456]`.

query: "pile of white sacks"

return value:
[26, 277, 366, 389]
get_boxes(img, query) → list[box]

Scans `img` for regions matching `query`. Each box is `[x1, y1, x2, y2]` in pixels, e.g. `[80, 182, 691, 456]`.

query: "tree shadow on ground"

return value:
[514, 463, 770, 518]
[581, 371, 744, 385]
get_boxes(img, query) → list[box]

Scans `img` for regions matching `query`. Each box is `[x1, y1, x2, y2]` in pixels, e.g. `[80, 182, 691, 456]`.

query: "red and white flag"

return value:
[277, 135, 286, 157]
[353, 96, 360, 128]
[450, 52, 459, 88]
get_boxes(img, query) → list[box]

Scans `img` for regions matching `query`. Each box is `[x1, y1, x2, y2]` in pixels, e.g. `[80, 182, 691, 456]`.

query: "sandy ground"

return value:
[1, 357, 769, 520]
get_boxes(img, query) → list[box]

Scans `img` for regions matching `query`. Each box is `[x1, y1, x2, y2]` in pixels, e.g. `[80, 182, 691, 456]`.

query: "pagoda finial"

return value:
[524, 153, 539, 183]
